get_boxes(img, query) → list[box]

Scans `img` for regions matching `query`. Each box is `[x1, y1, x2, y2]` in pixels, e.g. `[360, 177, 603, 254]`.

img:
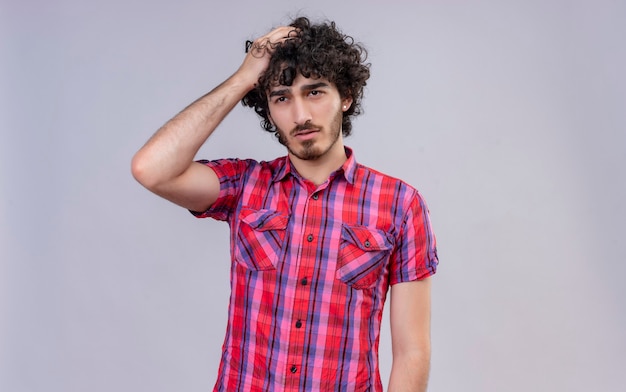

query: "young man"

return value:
[132, 17, 438, 392]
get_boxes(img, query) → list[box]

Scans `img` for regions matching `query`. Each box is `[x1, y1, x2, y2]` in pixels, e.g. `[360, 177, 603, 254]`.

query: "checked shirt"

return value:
[193, 148, 438, 391]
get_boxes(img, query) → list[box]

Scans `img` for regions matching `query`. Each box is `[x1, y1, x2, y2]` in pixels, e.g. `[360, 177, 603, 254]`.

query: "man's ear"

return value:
[342, 96, 354, 112]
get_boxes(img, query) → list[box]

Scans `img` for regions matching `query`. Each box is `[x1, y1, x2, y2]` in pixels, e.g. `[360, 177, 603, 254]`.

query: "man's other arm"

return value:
[131, 26, 296, 212]
[387, 278, 432, 392]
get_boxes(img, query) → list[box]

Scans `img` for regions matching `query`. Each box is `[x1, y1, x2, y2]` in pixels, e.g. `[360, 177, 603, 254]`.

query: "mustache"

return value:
[291, 121, 320, 135]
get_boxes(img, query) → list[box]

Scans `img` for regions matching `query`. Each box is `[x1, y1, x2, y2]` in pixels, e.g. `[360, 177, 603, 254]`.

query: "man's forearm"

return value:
[131, 73, 252, 189]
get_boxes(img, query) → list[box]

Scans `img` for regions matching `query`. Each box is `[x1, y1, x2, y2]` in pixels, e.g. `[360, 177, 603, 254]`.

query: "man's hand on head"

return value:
[237, 25, 299, 91]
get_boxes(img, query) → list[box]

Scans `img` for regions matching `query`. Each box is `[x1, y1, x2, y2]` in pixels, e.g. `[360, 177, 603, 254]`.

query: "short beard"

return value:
[275, 109, 343, 161]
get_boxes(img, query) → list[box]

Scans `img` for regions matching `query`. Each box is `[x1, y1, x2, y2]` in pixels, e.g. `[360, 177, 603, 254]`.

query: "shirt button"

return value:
[307, 234, 314, 242]
[312, 193, 319, 200]
[364, 240, 371, 248]
[300, 277, 308, 286]
[290, 365, 298, 373]
[295, 320, 302, 328]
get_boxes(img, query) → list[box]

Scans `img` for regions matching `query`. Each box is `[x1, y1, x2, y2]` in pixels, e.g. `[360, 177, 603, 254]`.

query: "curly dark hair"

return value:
[242, 17, 370, 137]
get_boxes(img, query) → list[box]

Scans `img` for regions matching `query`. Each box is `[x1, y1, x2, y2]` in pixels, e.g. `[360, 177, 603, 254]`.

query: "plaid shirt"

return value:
[193, 148, 438, 391]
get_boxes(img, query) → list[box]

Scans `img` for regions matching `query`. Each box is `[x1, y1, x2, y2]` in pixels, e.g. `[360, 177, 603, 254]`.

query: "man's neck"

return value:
[289, 143, 348, 186]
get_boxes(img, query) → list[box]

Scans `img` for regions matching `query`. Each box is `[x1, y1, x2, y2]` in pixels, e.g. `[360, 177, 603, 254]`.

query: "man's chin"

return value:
[289, 145, 323, 161]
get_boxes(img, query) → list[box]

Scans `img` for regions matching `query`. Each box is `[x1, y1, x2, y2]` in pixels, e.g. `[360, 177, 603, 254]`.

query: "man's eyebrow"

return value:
[301, 82, 329, 91]
[269, 88, 290, 98]
[268, 82, 330, 98]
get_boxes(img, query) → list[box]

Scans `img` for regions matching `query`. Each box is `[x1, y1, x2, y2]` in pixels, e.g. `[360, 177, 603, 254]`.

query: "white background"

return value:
[2, 0, 625, 391]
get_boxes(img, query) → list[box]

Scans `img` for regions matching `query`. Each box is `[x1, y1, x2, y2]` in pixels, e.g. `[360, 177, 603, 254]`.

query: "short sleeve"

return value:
[189, 158, 252, 222]
[388, 191, 438, 285]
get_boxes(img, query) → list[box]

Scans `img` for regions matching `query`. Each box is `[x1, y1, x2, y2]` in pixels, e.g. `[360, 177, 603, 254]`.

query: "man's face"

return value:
[267, 73, 352, 161]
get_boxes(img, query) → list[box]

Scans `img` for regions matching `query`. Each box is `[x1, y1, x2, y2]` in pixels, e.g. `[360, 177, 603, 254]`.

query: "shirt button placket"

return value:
[288, 188, 319, 386]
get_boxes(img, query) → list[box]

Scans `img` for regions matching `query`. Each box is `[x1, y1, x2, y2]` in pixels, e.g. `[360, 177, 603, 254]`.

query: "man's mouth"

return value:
[292, 128, 319, 141]
[292, 121, 320, 136]
[293, 129, 318, 136]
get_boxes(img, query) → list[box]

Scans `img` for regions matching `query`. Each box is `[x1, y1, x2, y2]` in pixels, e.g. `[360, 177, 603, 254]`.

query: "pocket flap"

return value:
[239, 208, 288, 231]
[341, 225, 393, 251]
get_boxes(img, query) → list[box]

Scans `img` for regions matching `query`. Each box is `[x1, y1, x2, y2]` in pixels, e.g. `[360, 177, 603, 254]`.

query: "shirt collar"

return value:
[271, 146, 358, 185]
[339, 146, 357, 184]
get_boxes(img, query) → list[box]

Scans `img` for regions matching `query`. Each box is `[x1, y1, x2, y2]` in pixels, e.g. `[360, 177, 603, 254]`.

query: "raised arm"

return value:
[388, 278, 432, 392]
[131, 26, 296, 212]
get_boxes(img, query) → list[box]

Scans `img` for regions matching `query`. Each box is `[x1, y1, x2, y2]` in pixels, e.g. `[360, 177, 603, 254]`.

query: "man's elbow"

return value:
[131, 152, 160, 191]
[392, 336, 431, 372]
[389, 347, 431, 392]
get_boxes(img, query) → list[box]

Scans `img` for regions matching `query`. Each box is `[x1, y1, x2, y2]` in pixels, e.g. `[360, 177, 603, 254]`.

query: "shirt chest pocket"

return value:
[234, 208, 288, 271]
[336, 225, 394, 289]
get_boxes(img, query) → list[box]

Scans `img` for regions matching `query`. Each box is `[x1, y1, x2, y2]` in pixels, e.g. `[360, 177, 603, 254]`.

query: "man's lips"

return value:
[292, 129, 319, 137]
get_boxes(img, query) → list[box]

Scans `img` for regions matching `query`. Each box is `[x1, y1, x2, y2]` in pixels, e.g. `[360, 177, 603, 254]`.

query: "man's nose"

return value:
[292, 99, 312, 125]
